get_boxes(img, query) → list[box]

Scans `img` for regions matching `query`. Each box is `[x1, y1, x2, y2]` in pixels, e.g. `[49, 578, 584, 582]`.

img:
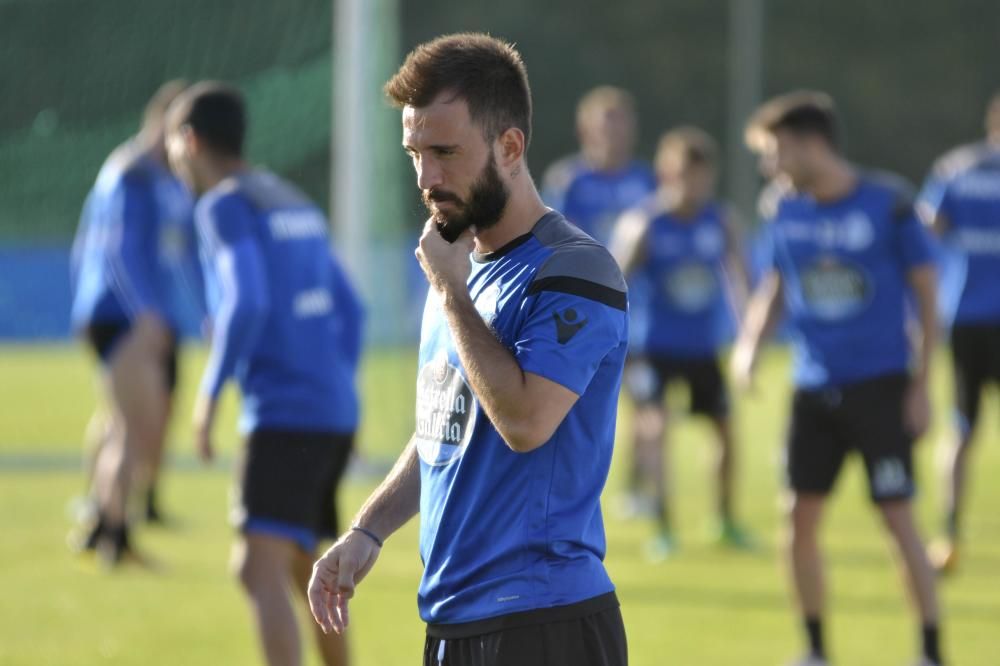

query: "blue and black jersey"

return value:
[70, 141, 199, 333]
[763, 171, 936, 389]
[629, 198, 733, 358]
[919, 143, 1000, 326]
[415, 212, 628, 625]
[195, 170, 363, 434]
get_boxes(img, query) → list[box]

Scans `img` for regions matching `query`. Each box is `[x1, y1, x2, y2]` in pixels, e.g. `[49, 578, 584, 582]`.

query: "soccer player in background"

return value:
[540, 85, 656, 246]
[917, 91, 1000, 574]
[732, 91, 944, 666]
[69, 80, 199, 565]
[165, 82, 363, 666]
[610, 126, 750, 559]
[308, 34, 629, 666]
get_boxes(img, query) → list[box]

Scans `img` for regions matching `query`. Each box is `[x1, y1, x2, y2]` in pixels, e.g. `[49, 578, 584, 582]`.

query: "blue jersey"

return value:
[764, 172, 935, 389]
[415, 212, 628, 625]
[542, 155, 656, 245]
[921, 143, 1000, 325]
[70, 142, 199, 332]
[631, 198, 732, 357]
[195, 170, 362, 434]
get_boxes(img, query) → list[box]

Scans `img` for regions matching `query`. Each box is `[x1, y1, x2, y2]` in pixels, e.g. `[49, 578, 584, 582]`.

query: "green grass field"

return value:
[1, 343, 998, 665]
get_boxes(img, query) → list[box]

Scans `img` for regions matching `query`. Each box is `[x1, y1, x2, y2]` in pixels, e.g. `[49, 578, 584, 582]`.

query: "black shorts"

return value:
[424, 593, 627, 666]
[233, 429, 353, 552]
[625, 354, 729, 417]
[85, 321, 179, 392]
[950, 322, 1000, 435]
[787, 373, 914, 503]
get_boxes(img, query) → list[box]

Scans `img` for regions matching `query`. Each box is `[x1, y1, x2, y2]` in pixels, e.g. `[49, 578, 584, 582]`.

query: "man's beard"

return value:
[422, 154, 509, 242]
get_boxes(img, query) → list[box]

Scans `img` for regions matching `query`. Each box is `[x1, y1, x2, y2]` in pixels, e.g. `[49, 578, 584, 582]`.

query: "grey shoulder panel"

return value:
[528, 213, 627, 309]
[235, 170, 312, 212]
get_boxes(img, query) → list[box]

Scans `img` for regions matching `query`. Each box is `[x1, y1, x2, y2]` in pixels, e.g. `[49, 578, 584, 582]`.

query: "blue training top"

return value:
[71, 141, 200, 332]
[542, 155, 656, 246]
[920, 142, 1000, 325]
[763, 171, 936, 389]
[630, 197, 733, 358]
[415, 211, 629, 625]
[195, 170, 363, 434]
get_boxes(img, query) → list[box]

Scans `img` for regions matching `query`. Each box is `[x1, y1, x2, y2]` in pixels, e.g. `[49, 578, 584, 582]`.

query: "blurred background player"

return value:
[540, 85, 656, 246]
[610, 126, 750, 558]
[68, 79, 199, 565]
[918, 91, 1000, 575]
[732, 91, 944, 666]
[165, 82, 363, 666]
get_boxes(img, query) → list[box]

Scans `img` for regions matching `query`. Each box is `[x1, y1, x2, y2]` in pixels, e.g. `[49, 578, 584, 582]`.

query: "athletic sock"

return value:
[804, 616, 824, 659]
[922, 625, 941, 665]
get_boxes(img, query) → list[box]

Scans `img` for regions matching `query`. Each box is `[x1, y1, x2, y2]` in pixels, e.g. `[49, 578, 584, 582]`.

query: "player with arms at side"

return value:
[918, 91, 1000, 574]
[611, 126, 751, 559]
[732, 92, 944, 666]
[69, 80, 199, 565]
[165, 83, 363, 666]
[309, 33, 629, 666]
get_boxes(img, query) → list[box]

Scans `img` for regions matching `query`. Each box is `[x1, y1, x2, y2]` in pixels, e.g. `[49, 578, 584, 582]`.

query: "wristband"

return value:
[351, 525, 383, 548]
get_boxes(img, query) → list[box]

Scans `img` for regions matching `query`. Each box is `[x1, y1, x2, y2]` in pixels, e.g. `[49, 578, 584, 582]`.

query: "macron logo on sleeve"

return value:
[553, 307, 587, 344]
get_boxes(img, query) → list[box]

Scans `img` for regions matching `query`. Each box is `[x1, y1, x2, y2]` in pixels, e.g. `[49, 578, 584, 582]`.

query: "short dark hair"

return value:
[745, 90, 839, 151]
[167, 81, 246, 157]
[384, 33, 532, 149]
[656, 125, 718, 170]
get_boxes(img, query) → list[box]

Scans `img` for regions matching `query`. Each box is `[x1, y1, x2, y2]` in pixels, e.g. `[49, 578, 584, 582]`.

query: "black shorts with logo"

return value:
[424, 592, 627, 666]
[787, 373, 914, 503]
[85, 321, 179, 393]
[625, 353, 729, 417]
[950, 322, 1000, 435]
[233, 429, 353, 552]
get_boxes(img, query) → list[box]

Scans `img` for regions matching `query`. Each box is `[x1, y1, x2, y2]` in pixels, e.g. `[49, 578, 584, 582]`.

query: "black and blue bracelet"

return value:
[351, 525, 384, 548]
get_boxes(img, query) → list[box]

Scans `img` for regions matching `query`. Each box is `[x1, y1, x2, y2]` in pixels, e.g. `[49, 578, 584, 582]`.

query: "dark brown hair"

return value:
[384, 33, 532, 148]
[745, 90, 839, 151]
[167, 81, 246, 158]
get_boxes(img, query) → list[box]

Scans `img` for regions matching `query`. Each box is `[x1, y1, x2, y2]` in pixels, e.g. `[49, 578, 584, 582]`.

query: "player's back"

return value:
[936, 147, 1000, 324]
[71, 141, 194, 331]
[198, 171, 359, 433]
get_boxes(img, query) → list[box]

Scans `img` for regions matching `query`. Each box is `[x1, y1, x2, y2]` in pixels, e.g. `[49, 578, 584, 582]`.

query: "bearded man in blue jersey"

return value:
[309, 33, 629, 666]
[165, 82, 363, 666]
[918, 91, 1000, 575]
[732, 91, 944, 666]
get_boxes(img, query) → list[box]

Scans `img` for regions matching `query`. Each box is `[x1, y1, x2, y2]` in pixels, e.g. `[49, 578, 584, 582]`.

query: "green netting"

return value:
[0, 0, 341, 240]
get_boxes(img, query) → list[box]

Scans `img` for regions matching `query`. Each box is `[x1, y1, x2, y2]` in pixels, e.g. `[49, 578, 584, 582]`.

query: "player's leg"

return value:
[931, 324, 986, 572]
[854, 373, 943, 665]
[629, 357, 673, 556]
[784, 388, 845, 665]
[141, 340, 179, 524]
[98, 324, 170, 563]
[292, 549, 348, 666]
[692, 356, 750, 546]
[619, 358, 660, 518]
[232, 533, 302, 666]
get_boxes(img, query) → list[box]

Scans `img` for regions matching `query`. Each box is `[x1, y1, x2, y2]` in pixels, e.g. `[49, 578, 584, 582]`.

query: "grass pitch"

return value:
[0, 343, 998, 665]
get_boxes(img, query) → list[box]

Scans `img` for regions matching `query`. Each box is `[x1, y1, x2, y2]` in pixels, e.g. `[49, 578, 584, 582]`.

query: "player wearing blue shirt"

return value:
[68, 80, 197, 565]
[309, 35, 629, 666]
[540, 86, 657, 246]
[611, 126, 750, 559]
[165, 83, 362, 666]
[733, 92, 944, 666]
[918, 91, 1000, 575]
